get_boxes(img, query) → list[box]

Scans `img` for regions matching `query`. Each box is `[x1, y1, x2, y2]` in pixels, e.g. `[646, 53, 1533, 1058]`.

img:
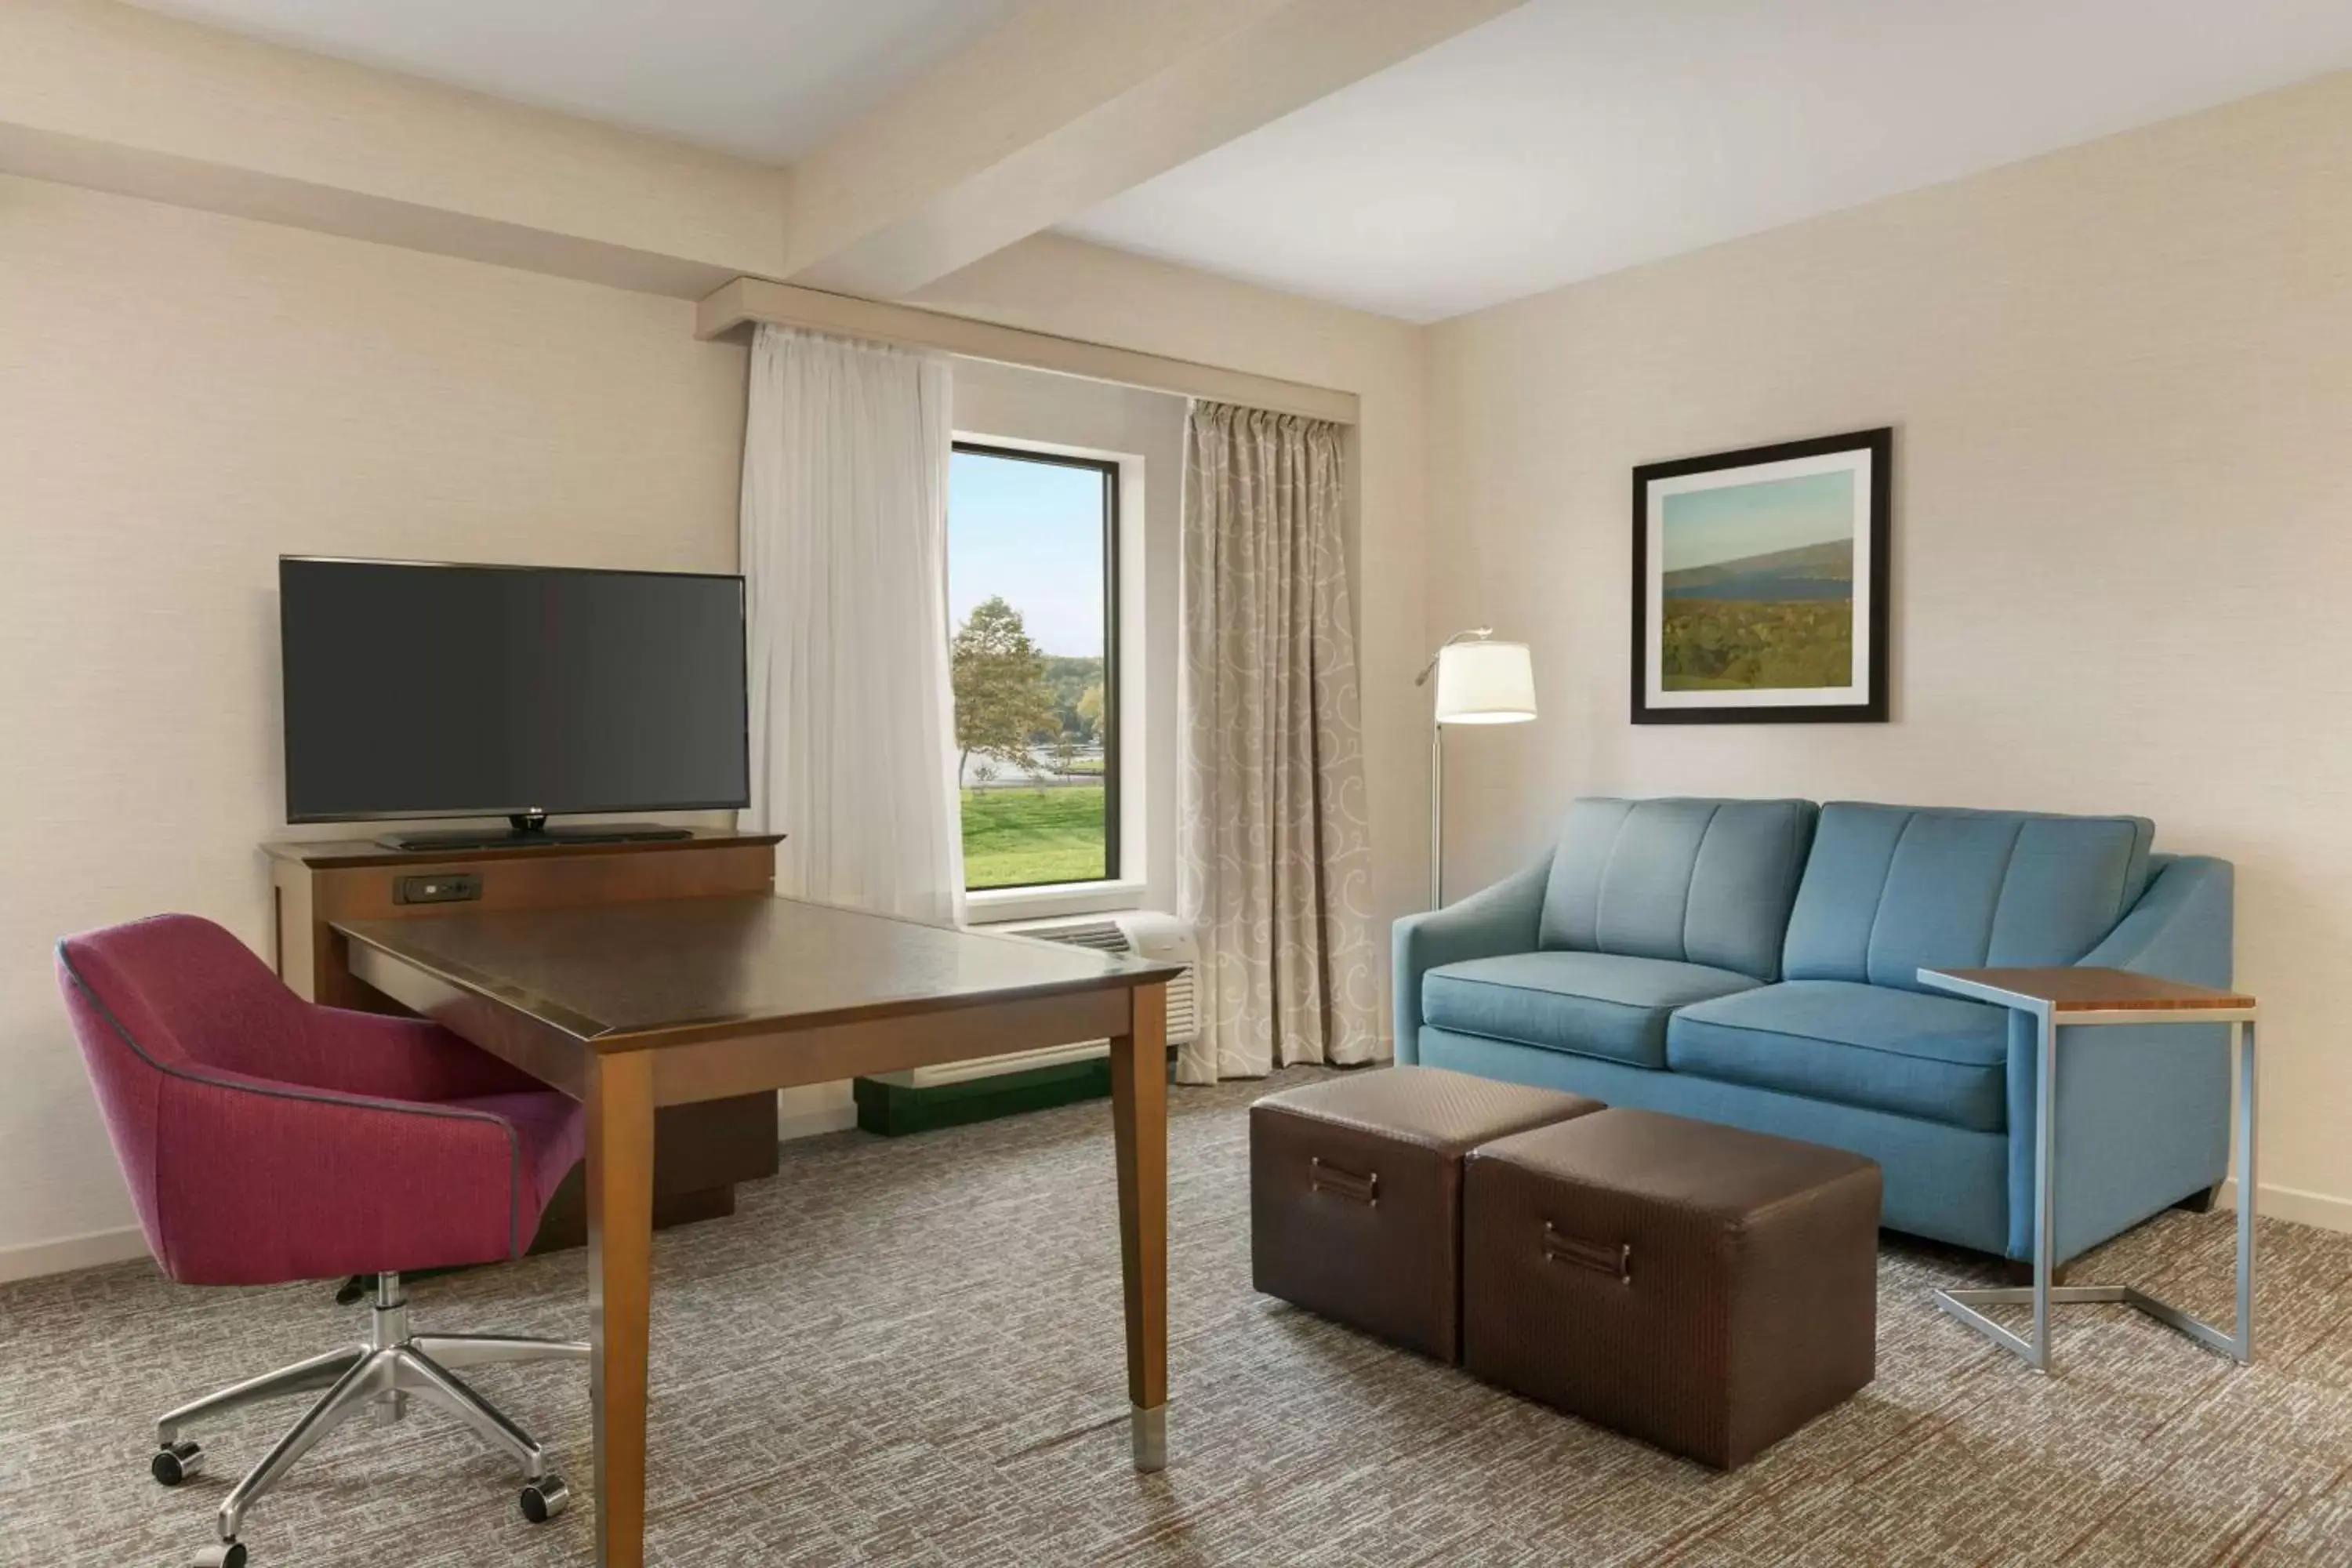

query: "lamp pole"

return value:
[1430, 723, 1445, 909]
[1414, 628, 1493, 909]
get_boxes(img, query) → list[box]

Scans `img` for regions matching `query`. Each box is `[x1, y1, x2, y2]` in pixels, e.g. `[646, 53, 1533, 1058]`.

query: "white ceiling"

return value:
[1062, 0, 2352, 322]
[125, 0, 1022, 162]
[124, 0, 2352, 322]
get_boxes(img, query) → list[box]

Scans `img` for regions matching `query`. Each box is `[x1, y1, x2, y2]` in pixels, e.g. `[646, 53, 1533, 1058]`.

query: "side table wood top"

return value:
[1921, 966, 2254, 1014]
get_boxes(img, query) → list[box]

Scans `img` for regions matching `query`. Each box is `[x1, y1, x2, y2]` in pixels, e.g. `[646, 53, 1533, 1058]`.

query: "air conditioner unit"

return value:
[873, 911, 1200, 1091]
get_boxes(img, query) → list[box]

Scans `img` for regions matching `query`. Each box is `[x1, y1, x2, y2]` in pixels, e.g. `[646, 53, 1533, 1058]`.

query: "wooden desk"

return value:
[337, 894, 1180, 1568]
[266, 831, 787, 1248]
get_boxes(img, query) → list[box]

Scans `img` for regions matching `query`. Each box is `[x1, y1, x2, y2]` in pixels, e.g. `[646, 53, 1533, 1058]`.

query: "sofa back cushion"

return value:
[1783, 803, 2155, 992]
[1537, 798, 1818, 982]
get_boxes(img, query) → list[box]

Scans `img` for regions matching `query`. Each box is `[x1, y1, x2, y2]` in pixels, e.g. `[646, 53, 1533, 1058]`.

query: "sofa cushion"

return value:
[1424, 951, 1760, 1069]
[1664, 981, 2012, 1133]
[1537, 797, 1817, 981]
[1782, 803, 2154, 994]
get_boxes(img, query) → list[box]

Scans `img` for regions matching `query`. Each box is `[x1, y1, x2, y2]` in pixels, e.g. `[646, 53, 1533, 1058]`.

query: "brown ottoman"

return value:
[1252, 1065, 1603, 1363]
[1462, 1109, 1880, 1468]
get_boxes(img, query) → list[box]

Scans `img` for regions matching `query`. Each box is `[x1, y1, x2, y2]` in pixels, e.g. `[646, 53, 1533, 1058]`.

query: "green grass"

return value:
[962, 785, 1108, 889]
[1660, 598, 1853, 691]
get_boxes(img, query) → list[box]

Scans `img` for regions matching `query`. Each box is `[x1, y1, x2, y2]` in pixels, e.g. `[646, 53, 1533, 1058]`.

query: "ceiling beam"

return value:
[780, 0, 1528, 299]
[699, 276, 1357, 425]
[0, 0, 789, 291]
[1, 0, 1501, 340]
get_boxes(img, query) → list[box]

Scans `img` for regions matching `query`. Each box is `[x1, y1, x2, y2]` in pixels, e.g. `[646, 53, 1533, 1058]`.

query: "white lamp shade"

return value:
[1434, 640, 1537, 724]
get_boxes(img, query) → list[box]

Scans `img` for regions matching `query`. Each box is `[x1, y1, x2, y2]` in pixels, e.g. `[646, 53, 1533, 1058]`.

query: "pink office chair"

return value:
[56, 914, 590, 1568]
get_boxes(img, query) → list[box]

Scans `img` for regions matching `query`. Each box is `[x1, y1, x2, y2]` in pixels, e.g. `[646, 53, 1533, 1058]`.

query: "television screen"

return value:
[280, 557, 749, 823]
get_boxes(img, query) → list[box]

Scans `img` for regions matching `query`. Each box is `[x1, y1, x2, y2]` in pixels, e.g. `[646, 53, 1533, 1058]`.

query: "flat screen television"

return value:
[280, 557, 749, 850]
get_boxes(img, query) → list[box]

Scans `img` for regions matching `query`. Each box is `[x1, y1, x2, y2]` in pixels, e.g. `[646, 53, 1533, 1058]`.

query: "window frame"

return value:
[949, 439, 1122, 893]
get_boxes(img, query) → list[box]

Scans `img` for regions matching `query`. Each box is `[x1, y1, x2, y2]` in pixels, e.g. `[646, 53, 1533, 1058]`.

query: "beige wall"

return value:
[0, 175, 1428, 1275]
[1425, 73, 2352, 1229]
[0, 175, 750, 1272]
[11, 33, 2340, 1268]
[11, 34, 2339, 1266]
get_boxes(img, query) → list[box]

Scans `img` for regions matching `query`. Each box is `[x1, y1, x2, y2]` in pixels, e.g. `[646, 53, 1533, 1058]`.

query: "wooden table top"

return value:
[336, 894, 1184, 1047]
[1920, 965, 2255, 1013]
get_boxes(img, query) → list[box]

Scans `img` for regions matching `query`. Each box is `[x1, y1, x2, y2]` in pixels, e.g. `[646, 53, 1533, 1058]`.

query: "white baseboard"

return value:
[779, 1104, 859, 1141]
[2217, 1178, 2352, 1235]
[0, 1225, 151, 1284]
[777, 1081, 858, 1142]
[877, 1038, 1109, 1091]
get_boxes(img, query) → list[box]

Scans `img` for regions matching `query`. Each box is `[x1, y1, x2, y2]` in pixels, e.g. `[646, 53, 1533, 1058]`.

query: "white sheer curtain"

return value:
[739, 325, 964, 924]
[1177, 401, 1379, 1083]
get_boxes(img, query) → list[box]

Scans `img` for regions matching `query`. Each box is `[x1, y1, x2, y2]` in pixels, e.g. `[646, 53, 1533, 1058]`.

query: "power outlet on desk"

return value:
[394, 873, 483, 906]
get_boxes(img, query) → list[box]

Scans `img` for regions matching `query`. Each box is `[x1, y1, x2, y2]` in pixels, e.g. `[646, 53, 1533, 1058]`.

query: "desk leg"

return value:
[588, 1051, 655, 1568]
[1109, 982, 1169, 1472]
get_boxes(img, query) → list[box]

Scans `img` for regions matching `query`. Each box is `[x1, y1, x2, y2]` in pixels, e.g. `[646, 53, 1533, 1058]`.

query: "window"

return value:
[948, 442, 1119, 891]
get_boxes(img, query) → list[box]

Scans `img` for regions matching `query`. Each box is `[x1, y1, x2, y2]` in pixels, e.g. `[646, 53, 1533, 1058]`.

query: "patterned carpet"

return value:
[5, 1069, 2351, 1567]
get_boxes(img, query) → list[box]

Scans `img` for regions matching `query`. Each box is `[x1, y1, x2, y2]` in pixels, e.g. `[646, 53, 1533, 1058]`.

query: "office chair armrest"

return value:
[152, 1064, 529, 1284]
[299, 1006, 549, 1102]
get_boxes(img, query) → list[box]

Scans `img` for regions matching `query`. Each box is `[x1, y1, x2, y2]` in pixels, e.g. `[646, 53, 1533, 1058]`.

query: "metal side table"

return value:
[1917, 965, 2257, 1373]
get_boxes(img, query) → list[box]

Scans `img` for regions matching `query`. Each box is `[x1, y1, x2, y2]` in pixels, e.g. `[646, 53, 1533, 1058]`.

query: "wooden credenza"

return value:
[263, 829, 783, 1252]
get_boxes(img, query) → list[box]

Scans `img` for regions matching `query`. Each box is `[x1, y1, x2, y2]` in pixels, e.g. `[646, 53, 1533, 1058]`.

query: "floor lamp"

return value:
[1416, 630, 1538, 907]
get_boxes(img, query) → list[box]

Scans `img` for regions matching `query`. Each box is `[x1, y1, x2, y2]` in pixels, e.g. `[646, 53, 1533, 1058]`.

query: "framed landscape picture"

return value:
[1632, 426, 1891, 724]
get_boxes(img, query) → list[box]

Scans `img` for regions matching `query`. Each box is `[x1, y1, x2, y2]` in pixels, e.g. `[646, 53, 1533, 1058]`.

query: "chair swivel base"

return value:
[149, 1272, 586, 1566]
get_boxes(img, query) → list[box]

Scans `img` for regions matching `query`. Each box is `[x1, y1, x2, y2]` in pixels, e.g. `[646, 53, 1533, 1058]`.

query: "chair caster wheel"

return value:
[153, 1440, 205, 1486]
[520, 1475, 571, 1523]
[193, 1542, 247, 1568]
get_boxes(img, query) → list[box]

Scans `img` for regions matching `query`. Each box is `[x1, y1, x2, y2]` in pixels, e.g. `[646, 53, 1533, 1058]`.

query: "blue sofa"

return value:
[1393, 798, 2234, 1265]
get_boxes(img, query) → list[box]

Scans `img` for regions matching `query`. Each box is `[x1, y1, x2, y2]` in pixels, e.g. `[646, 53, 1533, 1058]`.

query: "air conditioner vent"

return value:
[1163, 967, 1198, 1044]
[867, 912, 1205, 1091]
[1026, 920, 1133, 955]
[960, 910, 1203, 1063]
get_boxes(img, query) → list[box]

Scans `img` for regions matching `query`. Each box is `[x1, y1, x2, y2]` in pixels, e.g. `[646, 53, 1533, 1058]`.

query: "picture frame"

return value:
[1631, 426, 1892, 724]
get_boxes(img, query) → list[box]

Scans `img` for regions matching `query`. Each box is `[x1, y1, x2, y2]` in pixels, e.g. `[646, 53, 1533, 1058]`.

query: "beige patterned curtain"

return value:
[1178, 402, 1379, 1084]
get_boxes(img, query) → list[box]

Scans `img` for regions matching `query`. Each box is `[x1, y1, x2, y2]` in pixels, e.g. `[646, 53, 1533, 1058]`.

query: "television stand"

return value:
[375, 811, 695, 853]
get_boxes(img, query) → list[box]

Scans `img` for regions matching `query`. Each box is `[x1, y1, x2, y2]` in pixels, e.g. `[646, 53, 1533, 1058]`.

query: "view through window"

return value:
[948, 443, 1117, 891]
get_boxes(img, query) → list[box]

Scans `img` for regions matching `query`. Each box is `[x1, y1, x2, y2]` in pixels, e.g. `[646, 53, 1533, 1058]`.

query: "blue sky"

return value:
[1661, 469, 1855, 572]
[949, 448, 1106, 657]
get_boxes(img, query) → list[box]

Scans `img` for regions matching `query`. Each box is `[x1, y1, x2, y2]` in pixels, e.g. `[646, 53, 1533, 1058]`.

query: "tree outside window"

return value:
[947, 445, 1118, 890]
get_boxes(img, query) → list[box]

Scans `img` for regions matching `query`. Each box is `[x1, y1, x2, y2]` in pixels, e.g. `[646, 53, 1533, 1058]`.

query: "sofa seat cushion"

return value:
[1423, 951, 1760, 1069]
[1665, 982, 2011, 1133]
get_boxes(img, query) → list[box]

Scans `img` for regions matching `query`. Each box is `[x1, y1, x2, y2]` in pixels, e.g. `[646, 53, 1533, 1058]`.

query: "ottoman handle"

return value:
[1544, 1223, 1632, 1285]
[1309, 1156, 1379, 1206]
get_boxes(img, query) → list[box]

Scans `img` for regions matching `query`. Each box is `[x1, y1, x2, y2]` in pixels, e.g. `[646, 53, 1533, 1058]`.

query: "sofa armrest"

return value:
[2076, 854, 2234, 987]
[2002, 855, 2237, 1262]
[1390, 852, 1554, 1062]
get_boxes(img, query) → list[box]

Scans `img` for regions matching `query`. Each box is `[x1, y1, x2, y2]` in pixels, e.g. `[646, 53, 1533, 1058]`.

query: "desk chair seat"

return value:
[57, 914, 591, 1567]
